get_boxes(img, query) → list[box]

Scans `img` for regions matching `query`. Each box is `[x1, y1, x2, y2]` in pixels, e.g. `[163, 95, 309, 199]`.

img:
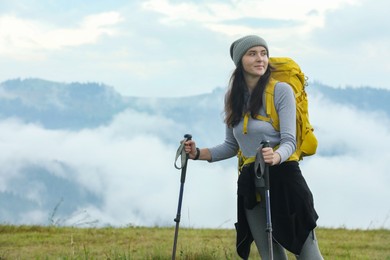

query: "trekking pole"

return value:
[172, 134, 192, 260]
[261, 140, 274, 260]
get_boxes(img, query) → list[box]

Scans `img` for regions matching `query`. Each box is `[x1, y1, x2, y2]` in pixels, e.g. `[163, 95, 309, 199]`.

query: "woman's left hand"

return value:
[262, 147, 281, 166]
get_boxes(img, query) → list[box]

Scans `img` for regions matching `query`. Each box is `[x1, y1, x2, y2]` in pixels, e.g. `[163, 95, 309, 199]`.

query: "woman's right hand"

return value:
[184, 140, 197, 159]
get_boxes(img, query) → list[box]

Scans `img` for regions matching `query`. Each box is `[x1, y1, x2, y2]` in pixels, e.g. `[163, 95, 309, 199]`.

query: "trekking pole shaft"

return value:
[172, 156, 188, 260]
[265, 189, 273, 260]
[172, 181, 185, 259]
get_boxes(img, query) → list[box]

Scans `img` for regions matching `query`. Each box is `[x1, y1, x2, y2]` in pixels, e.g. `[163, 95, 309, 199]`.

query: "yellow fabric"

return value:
[268, 57, 318, 161]
[237, 150, 256, 172]
[242, 113, 249, 134]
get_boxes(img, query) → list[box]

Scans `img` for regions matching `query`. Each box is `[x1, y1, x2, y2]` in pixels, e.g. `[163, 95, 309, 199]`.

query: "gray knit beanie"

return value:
[229, 35, 269, 67]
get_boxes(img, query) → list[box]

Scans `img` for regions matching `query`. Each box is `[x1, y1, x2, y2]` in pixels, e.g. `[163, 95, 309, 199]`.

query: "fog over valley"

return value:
[0, 79, 389, 229]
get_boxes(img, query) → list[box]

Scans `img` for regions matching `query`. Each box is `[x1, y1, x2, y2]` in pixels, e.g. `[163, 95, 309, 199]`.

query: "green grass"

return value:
[0, 225, 389, 259]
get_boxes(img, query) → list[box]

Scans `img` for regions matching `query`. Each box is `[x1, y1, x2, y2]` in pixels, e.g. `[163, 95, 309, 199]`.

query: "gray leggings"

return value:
[245, 203, 324, 260]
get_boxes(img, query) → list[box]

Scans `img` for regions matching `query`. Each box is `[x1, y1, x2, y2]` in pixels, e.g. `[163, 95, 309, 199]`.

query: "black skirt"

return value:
[235, 161, 319, 258]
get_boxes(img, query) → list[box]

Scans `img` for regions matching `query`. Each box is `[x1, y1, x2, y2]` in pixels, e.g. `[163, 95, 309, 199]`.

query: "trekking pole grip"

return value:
[261, 140, 271, 188]
[261, 140, 271, 163]
[262, 140, 270, 149]
[184, 134, 192, 143]
[181, 134, 192, 183]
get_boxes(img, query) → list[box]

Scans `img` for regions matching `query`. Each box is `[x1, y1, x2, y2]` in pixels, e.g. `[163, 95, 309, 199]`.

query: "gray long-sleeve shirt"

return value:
[209, 82, 296, 164]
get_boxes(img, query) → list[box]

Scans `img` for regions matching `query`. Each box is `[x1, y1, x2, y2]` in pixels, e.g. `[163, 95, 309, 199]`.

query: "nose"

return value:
[256, 53, 263, 61]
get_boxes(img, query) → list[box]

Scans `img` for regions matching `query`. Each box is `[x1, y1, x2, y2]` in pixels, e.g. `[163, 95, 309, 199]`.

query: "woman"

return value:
[184, 35, 323, 259]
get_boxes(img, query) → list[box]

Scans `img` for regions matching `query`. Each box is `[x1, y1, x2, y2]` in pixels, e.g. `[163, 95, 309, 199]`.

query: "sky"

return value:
[1, 0, 390, 98]
[1, 0, 390, 231]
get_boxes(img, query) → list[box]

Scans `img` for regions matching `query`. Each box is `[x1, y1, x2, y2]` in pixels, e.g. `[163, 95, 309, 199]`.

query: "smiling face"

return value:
[241, 46, 269, 79]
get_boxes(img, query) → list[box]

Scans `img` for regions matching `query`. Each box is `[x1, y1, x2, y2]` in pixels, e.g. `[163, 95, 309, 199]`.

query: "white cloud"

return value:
[0, 12, 123, 58]
[0, 111, 236, 228]
[19, 209, 48, 224]
[1, 0, 389, 98]
[301, 92, 390, 229]
[141, 0, 360, 38]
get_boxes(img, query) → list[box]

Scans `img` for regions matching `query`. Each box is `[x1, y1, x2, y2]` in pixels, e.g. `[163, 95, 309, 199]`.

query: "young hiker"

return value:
[184, 35, 323, 259]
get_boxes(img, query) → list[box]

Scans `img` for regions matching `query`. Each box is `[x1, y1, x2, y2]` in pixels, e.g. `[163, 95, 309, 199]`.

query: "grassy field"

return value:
[0, 225, 389, 259]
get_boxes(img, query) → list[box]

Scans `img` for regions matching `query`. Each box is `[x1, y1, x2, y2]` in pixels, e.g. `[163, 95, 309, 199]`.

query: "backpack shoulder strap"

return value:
[264, 78, 279, 131]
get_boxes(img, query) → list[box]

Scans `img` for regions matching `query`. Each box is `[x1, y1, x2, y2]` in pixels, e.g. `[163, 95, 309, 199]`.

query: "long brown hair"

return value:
[224, 63, 272, 128]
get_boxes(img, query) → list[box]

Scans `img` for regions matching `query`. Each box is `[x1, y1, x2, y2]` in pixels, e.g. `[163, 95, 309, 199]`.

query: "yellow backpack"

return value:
[242, 57, 318, 161]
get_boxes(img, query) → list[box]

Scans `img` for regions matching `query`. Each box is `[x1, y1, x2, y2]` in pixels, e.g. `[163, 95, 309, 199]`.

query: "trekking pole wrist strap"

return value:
[194, 147, 200, 160]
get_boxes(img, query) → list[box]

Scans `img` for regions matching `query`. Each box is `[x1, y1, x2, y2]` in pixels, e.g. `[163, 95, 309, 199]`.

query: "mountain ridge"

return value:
[1, 78, 389, 130]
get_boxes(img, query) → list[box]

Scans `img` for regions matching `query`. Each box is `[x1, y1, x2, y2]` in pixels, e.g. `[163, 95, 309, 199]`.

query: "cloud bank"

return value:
[0, 110, 237, 228]
[1, 89, 389, 230]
